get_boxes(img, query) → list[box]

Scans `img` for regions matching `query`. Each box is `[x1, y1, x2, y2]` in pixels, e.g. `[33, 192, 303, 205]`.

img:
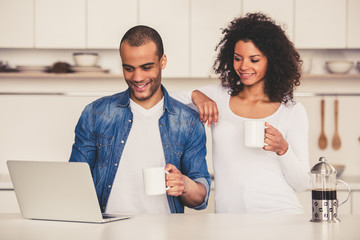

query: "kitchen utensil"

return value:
[16, 65, 49, 72]
[325, 61, 353, 74]
[332, 164, 345, 177]
[301, 57, 312, 74]
[332, 99, 341, 150]
[50, 62, 72, 73]
[71, 66, 109, 73]
[318, 99, 328, 149]
[73, 53, 98, 67]
[243, 120, 265, 148]
[309, 157, 350, 223]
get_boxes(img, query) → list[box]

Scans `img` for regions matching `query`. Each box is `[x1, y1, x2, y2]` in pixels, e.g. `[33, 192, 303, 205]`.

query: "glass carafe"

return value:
[310, 157, 350, 223]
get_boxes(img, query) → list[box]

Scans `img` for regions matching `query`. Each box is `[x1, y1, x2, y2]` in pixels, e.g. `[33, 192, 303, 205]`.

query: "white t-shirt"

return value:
[106, 98, 170, 214]
[172, 84, 310, 213]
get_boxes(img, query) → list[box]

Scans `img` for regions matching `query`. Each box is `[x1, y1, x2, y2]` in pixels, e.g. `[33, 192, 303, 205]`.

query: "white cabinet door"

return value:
[190, 0, 241, 78]
[243, 0, 294, 41]
[0, 0, 34, 48]
[139, 0, 190, 77]
[295, 0, 347, 49]
[338, 190, 352, 214]
[347, 0, 360, 48]
[87, 0, 138, 49]
[296, 191, 312, 214]
[0, 190, 20, 213]
[35, 0, 86, 48]
[352, 191, 360, 214]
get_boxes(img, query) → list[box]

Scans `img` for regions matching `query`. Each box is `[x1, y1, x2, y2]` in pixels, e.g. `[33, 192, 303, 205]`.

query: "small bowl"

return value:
[332, 164, 345, 178]
[73, 53, 98, 67]
[325, 61, 353, 74]
[301, 57, 312, 74]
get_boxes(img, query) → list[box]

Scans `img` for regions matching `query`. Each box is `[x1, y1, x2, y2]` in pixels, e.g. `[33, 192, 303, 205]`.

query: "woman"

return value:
[174, 12, 309, 213]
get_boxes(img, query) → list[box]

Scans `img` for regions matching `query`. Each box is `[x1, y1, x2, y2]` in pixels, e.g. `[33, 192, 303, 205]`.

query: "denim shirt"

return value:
[69, 85, 210, 213]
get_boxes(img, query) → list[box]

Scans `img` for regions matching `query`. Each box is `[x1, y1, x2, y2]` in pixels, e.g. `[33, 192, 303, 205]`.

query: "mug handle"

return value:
[165, 171, 171, 190]
[337, 179, 351, 206]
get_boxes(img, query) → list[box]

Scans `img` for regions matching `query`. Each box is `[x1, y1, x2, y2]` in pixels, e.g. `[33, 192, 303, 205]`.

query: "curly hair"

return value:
[213, 12, 301, 103]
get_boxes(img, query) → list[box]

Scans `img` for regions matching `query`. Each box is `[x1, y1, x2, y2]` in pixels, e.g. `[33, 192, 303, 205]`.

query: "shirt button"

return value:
[121, 140, 125, 144]
[114, 163, 118, 167]
[108, 185, 111, 188]
[128, 119, 132, 123]
[160, 124, 163, 127]
[165, 145, 168, 148]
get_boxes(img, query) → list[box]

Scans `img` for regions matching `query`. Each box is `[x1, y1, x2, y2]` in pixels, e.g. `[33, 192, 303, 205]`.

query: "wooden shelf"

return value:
[0, 72, 123, 79]
[302, 74, 360, 80]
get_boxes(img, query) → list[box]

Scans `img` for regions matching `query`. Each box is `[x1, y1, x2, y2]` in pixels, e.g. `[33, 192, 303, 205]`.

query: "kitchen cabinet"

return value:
[352, 191, 360, 214]
[35, 0, 86, 48]
[190, 0, 241, 78]
[295, 0, 347, 49]
[139, 0, 190, 77]
[0, 0, 34, 48]
[347, 0, 360, 48]
[242, 0, 294, 41]
[87, 0, 137, 49]
[0, 190, 19, 213]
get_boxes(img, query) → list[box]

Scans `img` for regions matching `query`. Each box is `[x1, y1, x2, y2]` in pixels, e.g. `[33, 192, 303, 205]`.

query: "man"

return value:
[69, 25, 210, 214]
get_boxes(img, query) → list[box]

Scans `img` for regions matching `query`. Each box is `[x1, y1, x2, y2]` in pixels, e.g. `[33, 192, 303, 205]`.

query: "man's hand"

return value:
[165, 163, 206, 207]
[164, 163, 185, 196]
[191, 90, 219, 127]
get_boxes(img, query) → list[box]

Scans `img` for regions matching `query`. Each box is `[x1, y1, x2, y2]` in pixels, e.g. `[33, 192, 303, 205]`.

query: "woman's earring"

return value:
[236, 80, 241, 85]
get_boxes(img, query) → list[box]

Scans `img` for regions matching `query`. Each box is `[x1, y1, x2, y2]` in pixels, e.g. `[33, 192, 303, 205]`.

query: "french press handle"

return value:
[337, 179, 351, 206]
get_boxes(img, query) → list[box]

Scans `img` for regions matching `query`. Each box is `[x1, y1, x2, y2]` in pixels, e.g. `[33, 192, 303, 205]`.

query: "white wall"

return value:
[1, 48, 360, 76]
[3, 76, 360, 178]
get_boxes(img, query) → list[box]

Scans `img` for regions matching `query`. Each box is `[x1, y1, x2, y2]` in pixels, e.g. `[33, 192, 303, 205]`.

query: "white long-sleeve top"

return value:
[172, 84, 310, 213]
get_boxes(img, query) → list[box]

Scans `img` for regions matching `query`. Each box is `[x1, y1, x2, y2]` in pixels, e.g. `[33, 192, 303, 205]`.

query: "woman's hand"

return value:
[264, 122, 289, 155]
[191, 90, 219, 126]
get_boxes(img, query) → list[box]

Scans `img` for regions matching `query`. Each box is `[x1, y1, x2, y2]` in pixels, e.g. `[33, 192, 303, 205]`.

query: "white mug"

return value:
[142, 167, 170, 195]
[243, 120, 265, 148]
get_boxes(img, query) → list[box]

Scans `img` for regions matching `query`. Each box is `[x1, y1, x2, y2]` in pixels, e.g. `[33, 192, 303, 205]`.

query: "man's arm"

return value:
[69, 103, 96, 168]
[165, 163, 207, 207]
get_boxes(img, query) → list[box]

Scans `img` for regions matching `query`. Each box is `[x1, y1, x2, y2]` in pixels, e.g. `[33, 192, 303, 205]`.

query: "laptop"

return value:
[7, 160, 130, 223]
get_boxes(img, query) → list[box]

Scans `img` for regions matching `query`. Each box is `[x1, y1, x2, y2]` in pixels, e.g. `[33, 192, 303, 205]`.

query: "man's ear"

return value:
[160, 54, 167, 70]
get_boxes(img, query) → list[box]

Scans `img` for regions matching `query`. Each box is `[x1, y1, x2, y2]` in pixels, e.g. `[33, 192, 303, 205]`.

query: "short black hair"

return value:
[120, 25, 164, 60]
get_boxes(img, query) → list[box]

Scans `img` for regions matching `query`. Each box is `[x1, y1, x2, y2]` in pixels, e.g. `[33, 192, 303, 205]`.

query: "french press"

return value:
[309, 157, 350, 223]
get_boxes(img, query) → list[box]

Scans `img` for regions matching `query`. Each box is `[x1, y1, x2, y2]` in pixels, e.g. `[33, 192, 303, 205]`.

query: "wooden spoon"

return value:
[332, 99, 341, 150]
[318, 99, 328, 149]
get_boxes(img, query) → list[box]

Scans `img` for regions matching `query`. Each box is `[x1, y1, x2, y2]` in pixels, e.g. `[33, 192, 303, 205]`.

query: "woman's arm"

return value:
[170, 84, 220, 126]
[277, 103, 310, 192]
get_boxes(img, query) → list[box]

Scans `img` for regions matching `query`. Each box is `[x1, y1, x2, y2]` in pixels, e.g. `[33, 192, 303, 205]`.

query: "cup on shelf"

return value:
[325, 60, 353, 74]
[301, 57, 312, 74]
[73, 53, 99, 67]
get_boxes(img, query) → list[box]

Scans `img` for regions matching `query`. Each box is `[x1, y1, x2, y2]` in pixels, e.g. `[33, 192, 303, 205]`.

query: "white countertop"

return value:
[0, 213, 359, 240]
